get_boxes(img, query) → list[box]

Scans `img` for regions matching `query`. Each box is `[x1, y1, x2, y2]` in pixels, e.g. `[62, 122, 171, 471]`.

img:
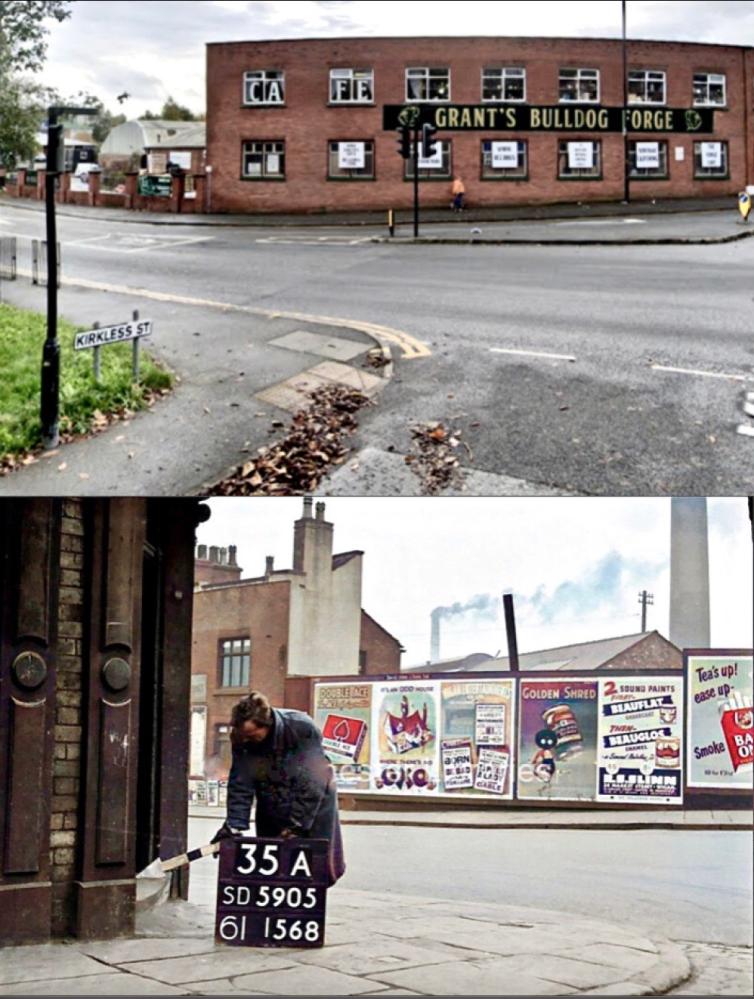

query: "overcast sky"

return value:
[38, 1, 754, 113]
[196, 497, 752, 669]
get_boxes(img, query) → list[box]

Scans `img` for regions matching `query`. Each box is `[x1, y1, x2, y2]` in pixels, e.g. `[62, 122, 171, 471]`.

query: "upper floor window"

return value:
[482, 67, 526, 102]
[243, 69, 285, 106]
[559, 68, 600, 103]
[219, 638, 250, 687]
[406, 67, 450, 102]
[627, 70, 666, 104]
[330, 68, 374, 103]
[693, 72, 726, 106]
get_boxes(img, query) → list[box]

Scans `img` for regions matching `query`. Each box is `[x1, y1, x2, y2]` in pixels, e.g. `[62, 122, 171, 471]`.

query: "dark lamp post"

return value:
[40, 105, 97, 450]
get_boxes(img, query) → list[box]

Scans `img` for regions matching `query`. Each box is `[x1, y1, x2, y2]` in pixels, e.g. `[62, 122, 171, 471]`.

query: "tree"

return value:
[0, 0, 73, 73]
[0, 1, 73, 167]
[59, 91, 126, 144]
[139, 96, 200, 122]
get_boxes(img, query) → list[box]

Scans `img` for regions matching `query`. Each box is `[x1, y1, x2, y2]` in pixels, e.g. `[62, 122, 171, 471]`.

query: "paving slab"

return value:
[232, 964, 382, 995]
[0, 972, 188, 995]
[121, 948, 296, 985]
[367, 957, 578, 995]
[308, 360, 386, 397]
[79, 937, 217, 964]
[0, 948, 105, 985]
[293, 936, 470, 974]
[177, 981, 267, 995]
[270, 330, 370, 362]
[560, 943, 659, 973]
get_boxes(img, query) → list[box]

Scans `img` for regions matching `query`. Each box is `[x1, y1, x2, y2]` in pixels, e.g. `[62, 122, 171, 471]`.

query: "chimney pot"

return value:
[303, 496, 313, 519]
[228, 545, 237, 565]
[265, 556, 274, 576]
[197, 544, 207, 560]
[209, 546, 219, 563]
[316, 502, 325, 521]
[220, 547, 227, 564]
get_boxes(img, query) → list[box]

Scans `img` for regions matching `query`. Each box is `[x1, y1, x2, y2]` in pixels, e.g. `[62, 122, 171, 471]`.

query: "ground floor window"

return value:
[628, 140, 668, 179]
[214, 724, 232, 771]
[405, 139, 452, 179]
[693, 141, 728, 178]
[558, 140, 601, 179]
[481, 139, 527, 179]
[242, 140, 285, 179]
[328, 140, 375, 179]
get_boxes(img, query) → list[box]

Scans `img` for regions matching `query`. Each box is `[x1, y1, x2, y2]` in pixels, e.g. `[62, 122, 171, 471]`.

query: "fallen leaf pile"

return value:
[212, 384, 370, 495]
[364, 348, 390, 370]
[404, 422, 466, 494]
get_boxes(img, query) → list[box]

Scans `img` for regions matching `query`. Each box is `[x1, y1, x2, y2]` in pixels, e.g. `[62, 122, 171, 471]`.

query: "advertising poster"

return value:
[313, 682, 372, 792]
[439, 680, 515, 798]
[373, 680, 440, 794]
[597, 676, 684, 804]
[441, 739, 474, 789]
[517, 680, 599, 801]
[687, 653, 753, 789]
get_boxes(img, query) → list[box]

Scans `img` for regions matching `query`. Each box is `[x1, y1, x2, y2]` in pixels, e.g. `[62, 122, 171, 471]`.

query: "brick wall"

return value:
[207, 35, 751, 214]
[50, 499, 85, 936]
[360, 611, 402, 675]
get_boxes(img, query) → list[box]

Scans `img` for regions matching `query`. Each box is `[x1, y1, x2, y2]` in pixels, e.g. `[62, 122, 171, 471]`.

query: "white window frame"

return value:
[558, 68, 600, 104]
[241, 140, 285, 179]
[627, 69, 666, 105]
[481, 139, 528, 178]
[692, 72, 726, 107]
[243, 69, 285, 106]
[481, 66, 526, 103]
[405, 66, 451, 103]
[329, 68, 374, 104]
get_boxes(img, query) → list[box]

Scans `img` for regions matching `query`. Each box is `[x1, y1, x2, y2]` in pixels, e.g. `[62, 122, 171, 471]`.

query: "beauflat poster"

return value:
[439, 680, 515, 797]
[517, 679, 599, 801]
[372, 680, 440, 794]
[686, 653, 753, 789]
[312, 682, 372, 792]
[597, 676, 684, 804]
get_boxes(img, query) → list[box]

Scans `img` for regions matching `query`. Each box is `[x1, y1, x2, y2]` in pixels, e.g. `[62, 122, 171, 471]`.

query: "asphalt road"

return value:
[2, 202, 753, 494]
[186, 816, 753, 948]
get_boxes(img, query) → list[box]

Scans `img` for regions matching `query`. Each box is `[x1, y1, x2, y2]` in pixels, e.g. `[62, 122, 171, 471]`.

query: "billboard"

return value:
[686, 652, 753, 789]
[517, 679, 599, 801]
[372, 680, 440, 794]
[597, 677, 684, 804]
[439, 680, 515, 797]
[312, 683, 372, 792]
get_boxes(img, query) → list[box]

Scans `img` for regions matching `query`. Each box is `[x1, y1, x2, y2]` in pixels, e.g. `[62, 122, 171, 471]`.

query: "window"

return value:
[214, 725, 232, 770]
[241, 140, 285, 179]
[693, 72, 726, 106]
[330, 68, 373, 103]
[693, 141, 728, 178]
[219, 638, 250, 687]
[628, 140, 668, 178]
[405, 139, 452, 179]
[481, 139, 527, 179]
[406, 67, 450, 102]
[328, 140, 375, 179]
[558, 140, 601, 179]
[627, 70, 666, 104]
[243, 69, 285, 105]
[559, 68, 599, 103]
[482, 67, 526, 102]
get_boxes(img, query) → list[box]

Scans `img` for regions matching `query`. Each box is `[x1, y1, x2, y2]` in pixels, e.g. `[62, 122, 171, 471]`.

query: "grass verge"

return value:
[0, 302, 172, 462]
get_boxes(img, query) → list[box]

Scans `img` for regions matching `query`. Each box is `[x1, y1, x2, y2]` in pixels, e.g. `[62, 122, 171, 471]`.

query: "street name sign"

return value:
[216, 836, 329, 948]
[73, 319, 152, 351]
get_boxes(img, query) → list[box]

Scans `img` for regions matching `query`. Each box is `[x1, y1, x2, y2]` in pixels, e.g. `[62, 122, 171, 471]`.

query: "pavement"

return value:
[0, 889, 695, 996]
[189, 803, 752, 831]
[2, 192, 750, 244]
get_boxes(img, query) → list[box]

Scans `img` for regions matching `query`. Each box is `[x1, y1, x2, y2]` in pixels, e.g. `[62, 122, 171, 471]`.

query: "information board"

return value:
[215, 837, 329, 948]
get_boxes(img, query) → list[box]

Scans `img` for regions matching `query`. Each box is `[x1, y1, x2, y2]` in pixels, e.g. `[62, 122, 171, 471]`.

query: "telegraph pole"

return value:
[638, 589, 654, 632]
[622, 0, 630, 204]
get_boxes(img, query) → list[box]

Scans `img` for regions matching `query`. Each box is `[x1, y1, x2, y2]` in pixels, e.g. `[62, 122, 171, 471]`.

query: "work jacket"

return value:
[226, 708, 345, 884]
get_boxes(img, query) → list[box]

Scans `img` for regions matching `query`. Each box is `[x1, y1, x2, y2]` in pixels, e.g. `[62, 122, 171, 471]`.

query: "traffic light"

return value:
[396, 126, 411, 160]
[421, 122, 439, 159]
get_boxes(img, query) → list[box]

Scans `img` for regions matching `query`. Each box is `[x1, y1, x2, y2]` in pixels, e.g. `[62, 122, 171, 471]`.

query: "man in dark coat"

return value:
[211, 691, 345, 886]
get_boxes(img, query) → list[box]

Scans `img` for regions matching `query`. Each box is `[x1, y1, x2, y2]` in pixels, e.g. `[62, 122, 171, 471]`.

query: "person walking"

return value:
[451, 175, 466, 212]
[211, 691, 345, 886]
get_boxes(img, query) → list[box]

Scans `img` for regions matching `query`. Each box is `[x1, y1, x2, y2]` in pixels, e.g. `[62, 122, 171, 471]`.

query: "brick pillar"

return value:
[37, 170, 46, 201]
[58, 171, 71, 204]
[124, 172, 138, 209]
[17, 168, 26, 195]
[50, 500, 85, 936]
[88, 170, 101, 207]
[193, 173, 206, 213]
[170, 170, 186, 214]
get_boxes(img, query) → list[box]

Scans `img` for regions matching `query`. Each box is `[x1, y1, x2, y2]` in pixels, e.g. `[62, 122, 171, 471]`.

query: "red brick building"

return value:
[191, 498, 402, 776]
[206, 35, 754, 214]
